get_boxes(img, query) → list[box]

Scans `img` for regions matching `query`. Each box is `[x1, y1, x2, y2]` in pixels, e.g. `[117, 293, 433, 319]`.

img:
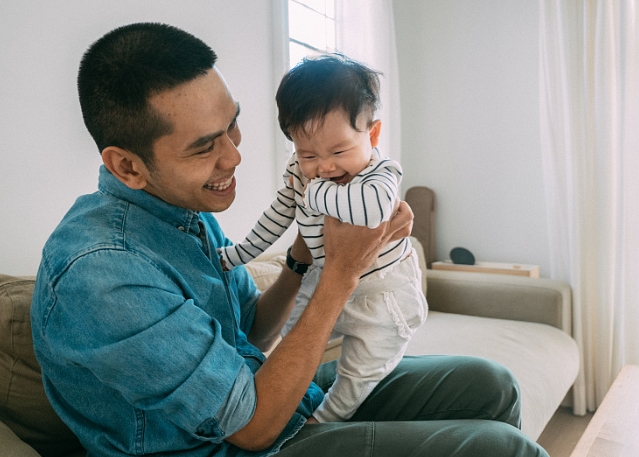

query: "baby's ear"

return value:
[369, 120, 382, 148]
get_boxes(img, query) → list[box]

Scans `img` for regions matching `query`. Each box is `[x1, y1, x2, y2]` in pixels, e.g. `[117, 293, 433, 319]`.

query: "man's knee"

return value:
[454, 421, 549, 457]
[463, 357, 522, 426]
[401, 355, 522, 426]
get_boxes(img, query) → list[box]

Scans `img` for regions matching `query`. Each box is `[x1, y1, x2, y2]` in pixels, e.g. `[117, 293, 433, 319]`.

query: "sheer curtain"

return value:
[335, 0, 401, 162]
[540, 0, 639, 414]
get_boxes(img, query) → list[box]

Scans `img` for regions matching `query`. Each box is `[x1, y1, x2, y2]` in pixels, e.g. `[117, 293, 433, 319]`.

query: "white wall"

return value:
[393, 0, 550, 276]
[0, 1, 291, 275]
[1, 1, 550, 278]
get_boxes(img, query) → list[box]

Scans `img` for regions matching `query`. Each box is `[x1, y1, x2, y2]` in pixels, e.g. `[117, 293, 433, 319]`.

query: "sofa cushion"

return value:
[405, 310, 579, 440]
[0, 421, 41, 457]
[0, 274, 83, 457]
[245, 254, 286, 291]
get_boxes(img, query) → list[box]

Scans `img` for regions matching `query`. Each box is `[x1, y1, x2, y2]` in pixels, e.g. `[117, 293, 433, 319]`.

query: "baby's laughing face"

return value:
[292, 109, 380, 184]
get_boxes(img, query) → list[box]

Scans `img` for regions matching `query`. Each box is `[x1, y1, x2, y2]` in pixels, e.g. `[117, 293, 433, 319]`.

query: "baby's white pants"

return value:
[282, 248, 428, 422]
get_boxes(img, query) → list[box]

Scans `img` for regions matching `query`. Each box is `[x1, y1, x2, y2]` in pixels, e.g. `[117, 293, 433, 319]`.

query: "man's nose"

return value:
[218, 135, 241, 169]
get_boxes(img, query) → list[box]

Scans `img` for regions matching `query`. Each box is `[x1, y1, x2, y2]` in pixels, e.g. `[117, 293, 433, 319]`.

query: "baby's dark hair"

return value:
[276, 54, 381, 141]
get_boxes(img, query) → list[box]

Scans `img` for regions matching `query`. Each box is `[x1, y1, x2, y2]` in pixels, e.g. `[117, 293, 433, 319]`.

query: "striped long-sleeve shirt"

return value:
[219, 149, 410, 277]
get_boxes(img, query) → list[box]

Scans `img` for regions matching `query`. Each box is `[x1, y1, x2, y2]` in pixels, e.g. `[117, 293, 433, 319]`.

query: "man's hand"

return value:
[390, 200, 414, 240]
[322, 200, 414, 278]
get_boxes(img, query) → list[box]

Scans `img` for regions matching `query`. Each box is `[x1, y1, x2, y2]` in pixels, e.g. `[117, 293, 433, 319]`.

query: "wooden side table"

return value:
[570, 365, 639, 456]
[431, 260, 540, 278]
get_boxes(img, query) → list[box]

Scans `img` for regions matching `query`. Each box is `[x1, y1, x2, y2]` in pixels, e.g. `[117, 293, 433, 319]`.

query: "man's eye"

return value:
[198, 143, 215, 154]
[229, 119, 238, 131]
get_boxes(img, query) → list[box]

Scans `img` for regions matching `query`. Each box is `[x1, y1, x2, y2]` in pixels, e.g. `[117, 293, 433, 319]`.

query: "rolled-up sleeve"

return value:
[43, 249, 258, 441]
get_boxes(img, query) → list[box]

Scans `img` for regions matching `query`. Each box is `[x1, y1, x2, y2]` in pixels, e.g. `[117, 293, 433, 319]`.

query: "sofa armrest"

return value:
[425, 269, 573, 334]
[0, 421, 40, 457]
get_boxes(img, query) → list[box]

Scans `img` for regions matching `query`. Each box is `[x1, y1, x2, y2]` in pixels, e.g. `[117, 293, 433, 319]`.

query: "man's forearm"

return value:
[247, 234, 312, 351]
[247, 265, 304, 352]
[228, 264, 357, 450]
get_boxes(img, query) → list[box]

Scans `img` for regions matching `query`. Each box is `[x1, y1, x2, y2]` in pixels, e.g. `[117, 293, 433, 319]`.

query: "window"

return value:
[288, 0, 336, 68]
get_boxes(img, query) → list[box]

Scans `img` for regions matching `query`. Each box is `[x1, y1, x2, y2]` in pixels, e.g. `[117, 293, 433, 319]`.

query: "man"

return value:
[31, 23, 549, 457]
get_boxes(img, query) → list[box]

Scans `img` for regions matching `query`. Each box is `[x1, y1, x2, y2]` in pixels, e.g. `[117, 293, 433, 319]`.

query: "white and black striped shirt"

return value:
[219, 149, 409, 277]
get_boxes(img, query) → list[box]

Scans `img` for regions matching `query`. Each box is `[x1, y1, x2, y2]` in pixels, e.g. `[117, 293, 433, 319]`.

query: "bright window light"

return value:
[288, 0, 336, 68]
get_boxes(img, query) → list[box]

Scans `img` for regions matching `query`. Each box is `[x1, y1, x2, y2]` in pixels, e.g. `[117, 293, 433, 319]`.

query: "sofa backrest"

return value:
[0, 275, 83, 457]
[405, 186, 437, 268]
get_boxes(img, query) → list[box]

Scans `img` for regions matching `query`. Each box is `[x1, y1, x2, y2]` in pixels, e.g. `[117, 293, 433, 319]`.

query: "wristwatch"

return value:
[286, 247, 311, 275]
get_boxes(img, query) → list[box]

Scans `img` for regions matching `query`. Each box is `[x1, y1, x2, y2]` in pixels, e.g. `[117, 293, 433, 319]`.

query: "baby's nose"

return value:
[318, 158, 335, 172]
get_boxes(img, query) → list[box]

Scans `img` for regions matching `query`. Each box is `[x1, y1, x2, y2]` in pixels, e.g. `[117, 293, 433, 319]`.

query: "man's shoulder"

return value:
[40, 192, 131, 277]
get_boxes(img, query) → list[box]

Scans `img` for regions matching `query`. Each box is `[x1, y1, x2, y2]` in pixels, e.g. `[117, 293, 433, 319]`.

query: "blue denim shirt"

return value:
[31, 166, 323, 457]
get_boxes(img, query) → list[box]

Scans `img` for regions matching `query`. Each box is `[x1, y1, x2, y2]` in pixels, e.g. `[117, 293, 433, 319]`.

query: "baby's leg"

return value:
[281, 266, 341, 340]
[312, 289, 422, 422]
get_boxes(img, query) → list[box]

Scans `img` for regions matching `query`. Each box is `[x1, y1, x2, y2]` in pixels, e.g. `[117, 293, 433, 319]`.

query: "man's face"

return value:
[141, 68, 242, 213]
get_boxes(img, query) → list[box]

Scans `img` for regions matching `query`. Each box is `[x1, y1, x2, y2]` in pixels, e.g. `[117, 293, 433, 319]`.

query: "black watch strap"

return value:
[286, 247, 310, 275]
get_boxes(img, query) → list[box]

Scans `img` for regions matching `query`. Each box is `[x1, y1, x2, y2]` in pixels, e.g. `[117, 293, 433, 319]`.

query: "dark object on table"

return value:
[450, 247, 475, 265]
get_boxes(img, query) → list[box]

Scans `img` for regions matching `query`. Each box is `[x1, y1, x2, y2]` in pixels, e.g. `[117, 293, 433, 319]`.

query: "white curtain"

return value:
[335, 0, 401, 163]
[540, 0, 639, 414]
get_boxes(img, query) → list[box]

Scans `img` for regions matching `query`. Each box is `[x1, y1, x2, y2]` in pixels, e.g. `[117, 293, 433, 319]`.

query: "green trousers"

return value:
[277, 356, 549, 457]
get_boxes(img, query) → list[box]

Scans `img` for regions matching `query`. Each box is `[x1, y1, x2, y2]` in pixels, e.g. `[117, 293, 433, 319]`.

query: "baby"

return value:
[219, 54, 427, 423]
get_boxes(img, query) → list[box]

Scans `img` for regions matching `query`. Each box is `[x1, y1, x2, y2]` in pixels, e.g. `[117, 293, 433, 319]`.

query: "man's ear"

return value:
[369, 120, 382, 148]
[101, 146, 149, 190]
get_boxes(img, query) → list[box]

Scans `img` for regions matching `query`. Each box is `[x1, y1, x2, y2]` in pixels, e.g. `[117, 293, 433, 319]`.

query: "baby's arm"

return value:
[304, 159, 402, 228]
[219, 185, 296, 269]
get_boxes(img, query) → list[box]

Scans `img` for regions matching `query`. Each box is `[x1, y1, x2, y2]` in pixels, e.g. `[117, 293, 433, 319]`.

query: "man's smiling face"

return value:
[139, 67, 242, 213]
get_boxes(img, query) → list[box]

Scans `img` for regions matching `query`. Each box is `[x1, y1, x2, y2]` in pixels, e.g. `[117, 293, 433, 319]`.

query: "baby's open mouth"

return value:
[330, 174, 349, 184]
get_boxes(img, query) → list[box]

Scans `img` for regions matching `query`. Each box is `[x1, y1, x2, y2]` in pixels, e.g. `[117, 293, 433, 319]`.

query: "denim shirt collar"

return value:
[97, 165, 202, 236]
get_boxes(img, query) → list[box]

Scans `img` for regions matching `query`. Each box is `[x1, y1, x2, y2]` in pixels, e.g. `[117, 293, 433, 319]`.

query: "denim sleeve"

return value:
[42, 249, 257, 439]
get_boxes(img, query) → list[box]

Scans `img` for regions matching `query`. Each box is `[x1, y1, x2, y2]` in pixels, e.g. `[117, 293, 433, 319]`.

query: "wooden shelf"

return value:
[570, 365, 639, 457]
[431, 260, 540, 278]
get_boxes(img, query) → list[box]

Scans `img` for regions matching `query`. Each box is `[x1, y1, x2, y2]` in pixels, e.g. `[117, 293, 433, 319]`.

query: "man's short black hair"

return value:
[276, 53, 381, 141]
[77, 22, 218, 167]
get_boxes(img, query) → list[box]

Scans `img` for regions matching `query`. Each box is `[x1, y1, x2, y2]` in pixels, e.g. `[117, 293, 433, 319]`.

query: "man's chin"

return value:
[205, 192, 236, 213]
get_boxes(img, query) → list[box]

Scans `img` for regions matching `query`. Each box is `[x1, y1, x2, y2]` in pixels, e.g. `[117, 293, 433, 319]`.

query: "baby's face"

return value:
[291, 109, 378, 184]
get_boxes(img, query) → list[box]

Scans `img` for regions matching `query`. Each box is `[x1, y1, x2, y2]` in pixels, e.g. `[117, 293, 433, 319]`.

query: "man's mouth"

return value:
[204, 176, 234, 191]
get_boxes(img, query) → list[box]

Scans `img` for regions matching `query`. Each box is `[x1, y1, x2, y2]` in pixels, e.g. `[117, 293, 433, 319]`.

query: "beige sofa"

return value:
[0, 238, 579, 457]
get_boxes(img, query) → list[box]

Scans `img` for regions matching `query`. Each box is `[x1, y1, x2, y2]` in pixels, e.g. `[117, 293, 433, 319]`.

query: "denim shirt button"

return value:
[177, 226, 185, 231]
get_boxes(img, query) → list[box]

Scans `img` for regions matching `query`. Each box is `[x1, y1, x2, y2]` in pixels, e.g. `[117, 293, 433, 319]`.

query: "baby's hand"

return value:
[217, 250, 230, 271]
[305, 416, 319, 425]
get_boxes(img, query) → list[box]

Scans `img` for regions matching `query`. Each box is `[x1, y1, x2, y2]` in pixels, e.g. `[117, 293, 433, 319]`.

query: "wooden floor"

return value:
[537, 407, 594, 457]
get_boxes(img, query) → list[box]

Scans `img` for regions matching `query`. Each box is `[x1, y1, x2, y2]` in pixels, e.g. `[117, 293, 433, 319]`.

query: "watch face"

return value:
[287, 247, 309, 274]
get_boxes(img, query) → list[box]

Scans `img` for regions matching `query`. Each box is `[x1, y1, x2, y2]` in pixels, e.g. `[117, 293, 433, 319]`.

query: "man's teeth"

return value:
[205, 177, 233, 190]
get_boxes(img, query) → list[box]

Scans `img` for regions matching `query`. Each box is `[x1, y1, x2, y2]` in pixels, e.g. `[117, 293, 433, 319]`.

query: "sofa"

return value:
[0, 236, 579, 457]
